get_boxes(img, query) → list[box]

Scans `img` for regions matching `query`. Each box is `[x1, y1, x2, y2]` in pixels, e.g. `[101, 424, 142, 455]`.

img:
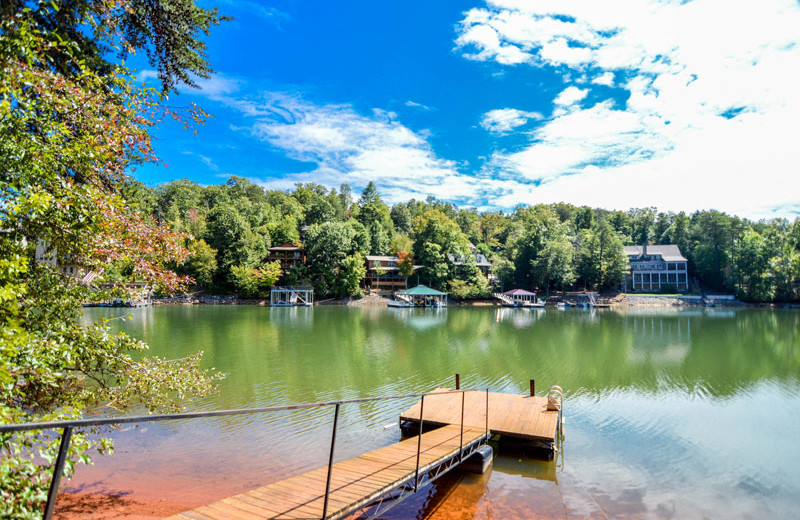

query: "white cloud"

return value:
[192, 75, 241, 96]
[405, 100, 431, 110]
[480, 108, 542, 134]
[553, 86, 588, 107]
[181, 151, 219, 172]
[247, 97, 485, 203]
[455, 0, 800, 218]
[137, 70, 159, 82]
[592, 71, 615, 86]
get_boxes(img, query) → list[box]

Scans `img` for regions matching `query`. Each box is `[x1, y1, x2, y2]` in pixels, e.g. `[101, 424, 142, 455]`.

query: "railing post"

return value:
[485, 388, 489, 439]
[459, 390, 465, 463]
[44, 426, 73, 520]
[530, 379, 535, 397]
[455, 373, 460, 390]
[414, 394, 425, 492]
[321, 403, 340, 520]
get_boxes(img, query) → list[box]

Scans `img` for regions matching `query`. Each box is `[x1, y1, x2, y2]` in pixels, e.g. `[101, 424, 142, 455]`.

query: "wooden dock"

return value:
[399, 388, 560, 444]
[166, 424, 488, 520]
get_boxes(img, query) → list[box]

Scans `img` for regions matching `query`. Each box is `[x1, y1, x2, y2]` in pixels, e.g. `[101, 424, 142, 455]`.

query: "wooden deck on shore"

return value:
[399, 388, 559, 443]
[165, 424, 488, 520]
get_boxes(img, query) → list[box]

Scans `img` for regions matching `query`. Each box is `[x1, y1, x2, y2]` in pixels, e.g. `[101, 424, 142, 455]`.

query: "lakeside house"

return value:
[365, 255, 418, 291]
[447, 243, 493, 278]
[624, 244, 689, 292]
[267, 243, 306, 272]
[35, 240, 99, 285]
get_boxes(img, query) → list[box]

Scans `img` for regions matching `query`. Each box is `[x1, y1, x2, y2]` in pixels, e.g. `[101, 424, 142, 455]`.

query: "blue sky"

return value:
[135, 0, 800, 219]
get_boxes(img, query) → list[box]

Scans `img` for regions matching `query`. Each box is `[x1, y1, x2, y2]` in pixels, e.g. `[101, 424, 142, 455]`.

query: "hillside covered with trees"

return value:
[126, 177, 800, 303]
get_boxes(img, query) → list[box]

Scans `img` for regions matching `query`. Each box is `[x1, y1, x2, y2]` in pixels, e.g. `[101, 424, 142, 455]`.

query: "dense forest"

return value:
[122, 177, 800, 303]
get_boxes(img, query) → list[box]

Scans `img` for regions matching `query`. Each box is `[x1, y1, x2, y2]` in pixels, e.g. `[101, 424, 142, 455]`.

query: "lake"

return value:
[68, 305, 800, 519]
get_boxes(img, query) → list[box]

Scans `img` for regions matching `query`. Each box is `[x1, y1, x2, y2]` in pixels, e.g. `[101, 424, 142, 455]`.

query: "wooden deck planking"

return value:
[166, 424, 487, 520]
[399, 388, 559, 442]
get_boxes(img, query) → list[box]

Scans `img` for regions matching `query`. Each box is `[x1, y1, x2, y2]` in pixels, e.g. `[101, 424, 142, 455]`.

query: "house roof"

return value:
[624, 244, 687, 262]
[365, 255, 399, 262]
[269, 242, 303, 252]
[503, 289, 536, 296]
[398, 284, 447, 296]
[447, 253, 492, 267]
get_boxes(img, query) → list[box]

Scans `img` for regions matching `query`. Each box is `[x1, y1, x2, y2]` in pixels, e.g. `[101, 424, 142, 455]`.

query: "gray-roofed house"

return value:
[624, 244, 689, 292]
[447, 244, 493, 278]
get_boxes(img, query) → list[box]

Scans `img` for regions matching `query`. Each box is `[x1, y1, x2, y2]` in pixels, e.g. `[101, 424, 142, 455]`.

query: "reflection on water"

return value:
[71, 306, 800, 519]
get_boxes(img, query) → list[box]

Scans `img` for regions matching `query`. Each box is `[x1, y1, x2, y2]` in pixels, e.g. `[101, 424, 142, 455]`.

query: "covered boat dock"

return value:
[392, 285, 447, 307]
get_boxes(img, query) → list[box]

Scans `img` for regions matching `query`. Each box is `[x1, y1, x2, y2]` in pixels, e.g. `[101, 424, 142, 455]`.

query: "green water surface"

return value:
[75, 306, 800, 519]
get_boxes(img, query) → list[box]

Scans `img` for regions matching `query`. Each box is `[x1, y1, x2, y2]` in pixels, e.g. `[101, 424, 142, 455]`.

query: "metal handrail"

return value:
[1, 387, 489, 520]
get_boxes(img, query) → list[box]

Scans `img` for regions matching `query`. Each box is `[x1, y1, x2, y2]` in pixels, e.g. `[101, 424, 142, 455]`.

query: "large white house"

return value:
[624, 244, 689, 292]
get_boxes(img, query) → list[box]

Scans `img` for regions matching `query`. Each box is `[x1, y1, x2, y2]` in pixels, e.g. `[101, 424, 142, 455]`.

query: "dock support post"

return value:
[322, 403, 340, 520]
[530, 379, 535, 397]
[414, 395, 425, 492]
[455, 373, 460, 390]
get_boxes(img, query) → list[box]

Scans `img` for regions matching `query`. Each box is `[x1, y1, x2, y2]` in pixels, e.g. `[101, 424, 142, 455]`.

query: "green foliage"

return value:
[116, 176, 800, 303]
[229, 266, 260, 298]
[0, 5, 225, 516]
[229, 261, 282, 299]
[508, 206, 573, 292]
[448, 279, 472, 300]
[356, 182, 392, 255]
[304, 222, 365, 297]
[183, 239, 218, 288]
[494, 258, 515, 290]
[411, 210, 469, 289]
[577, 220, 628, 291]
[390, 235, 414, 256]
[337, 253, 367, 298]
[449, 260, 490, 300]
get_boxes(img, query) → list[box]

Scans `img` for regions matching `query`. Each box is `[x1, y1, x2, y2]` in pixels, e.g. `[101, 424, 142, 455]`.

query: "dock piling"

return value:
[530, 379, 535, 397]
[455, 373, 461, 390]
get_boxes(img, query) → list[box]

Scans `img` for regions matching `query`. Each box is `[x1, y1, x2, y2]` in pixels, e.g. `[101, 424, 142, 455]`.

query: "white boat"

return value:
[387, 300, 414, 308]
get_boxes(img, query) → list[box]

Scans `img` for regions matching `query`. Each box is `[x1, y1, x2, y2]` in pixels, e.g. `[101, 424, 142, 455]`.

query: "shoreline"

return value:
[148, 293, 783, 308]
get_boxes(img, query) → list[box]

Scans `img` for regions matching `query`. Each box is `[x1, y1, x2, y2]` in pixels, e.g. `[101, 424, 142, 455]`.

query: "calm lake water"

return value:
[71, 305, 800, 519]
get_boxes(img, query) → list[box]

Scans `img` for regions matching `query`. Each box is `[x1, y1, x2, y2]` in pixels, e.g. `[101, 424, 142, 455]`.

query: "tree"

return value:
[183, 239, 218, 288]
[734, 229, 773, 301]
[390, 235, 413, 256]
[336, 253, 366, 298]
[690, 211, 733, 290]
[417, 242, 450, 289]
[411, 210, 469, 288]
[508, 205, 573, 292]
[577, 221, 628, 291]
[268, 215, 301, 246]
[228, 261, 282, 299]
[494, 258, 515, 291]
[356, 182, 393, 255]
[204, 205, 268, 275]
[0, 4, 224, 517]
[533, 234, 575, 293]
[397, 251, 415, 288]
[304, 222, 364, 297]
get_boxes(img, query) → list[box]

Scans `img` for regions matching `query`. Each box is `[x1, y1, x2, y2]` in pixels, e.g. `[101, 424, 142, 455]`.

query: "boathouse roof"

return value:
[502, 289, 536, 296]
[398, 285, 447, 296]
